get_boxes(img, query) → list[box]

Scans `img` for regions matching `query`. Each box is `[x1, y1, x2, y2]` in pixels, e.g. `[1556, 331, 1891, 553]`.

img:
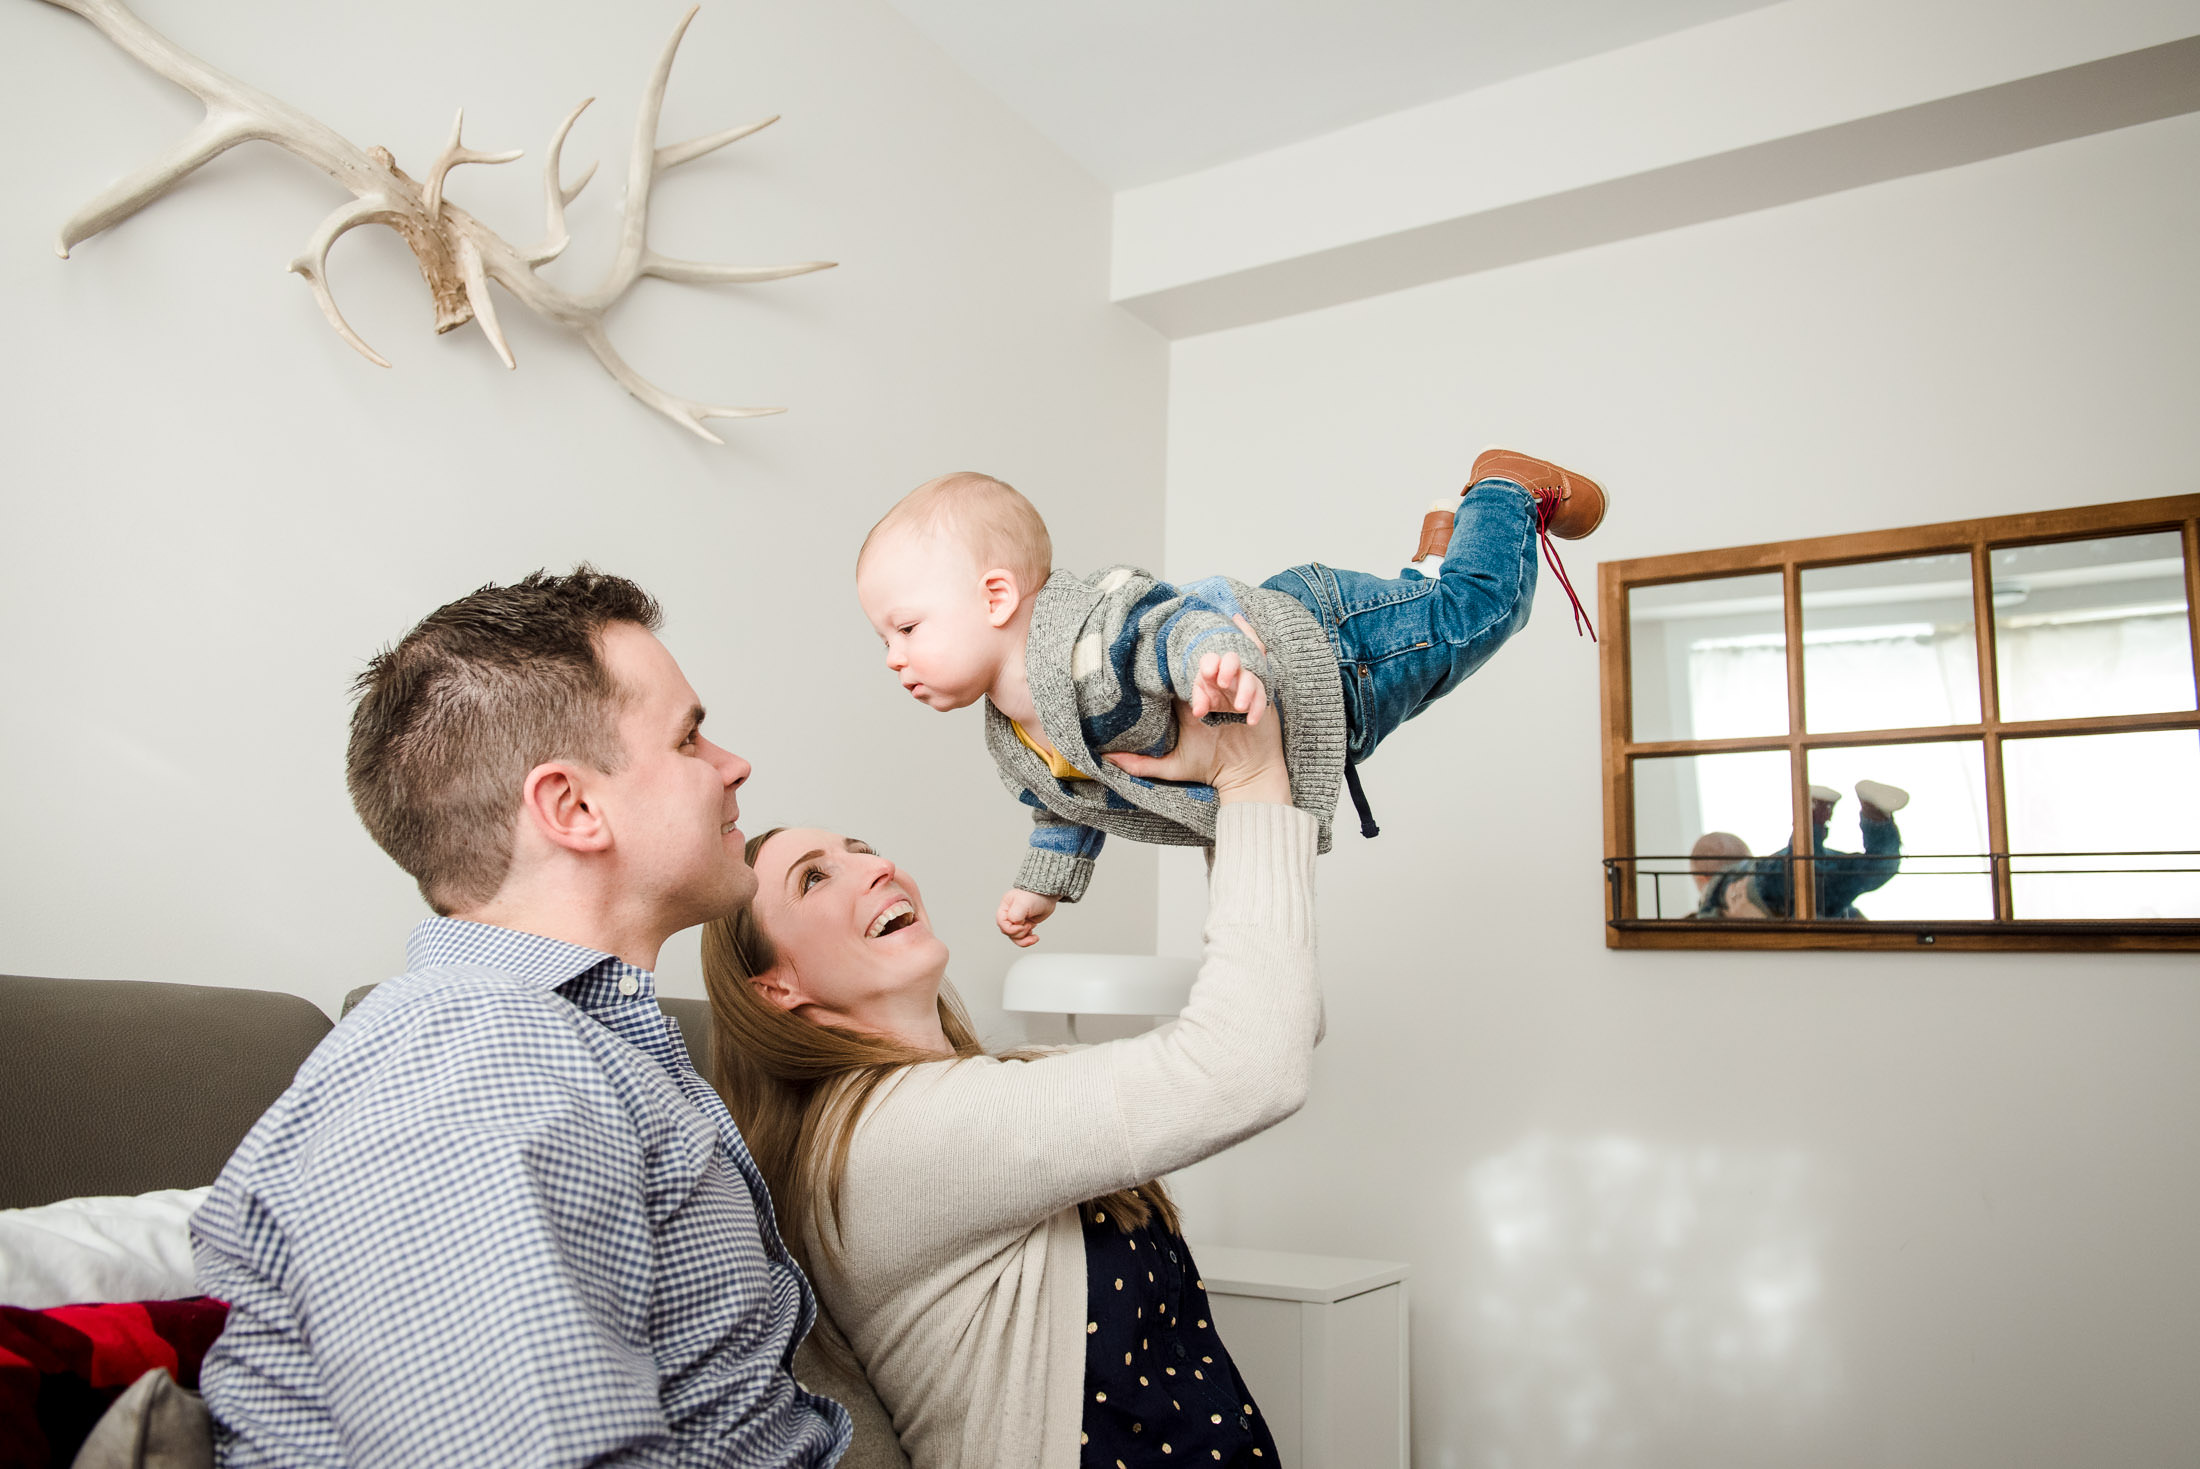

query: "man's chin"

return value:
[678, 863, 758, 930]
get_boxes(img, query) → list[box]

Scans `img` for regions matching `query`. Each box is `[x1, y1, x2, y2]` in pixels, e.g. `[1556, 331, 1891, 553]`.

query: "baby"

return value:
[855, 450, 1607, 945]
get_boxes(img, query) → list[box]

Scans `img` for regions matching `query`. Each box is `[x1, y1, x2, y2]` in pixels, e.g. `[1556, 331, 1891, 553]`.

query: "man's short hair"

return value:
[858, 471, 1053, 597]
[347, 567, 663, 914]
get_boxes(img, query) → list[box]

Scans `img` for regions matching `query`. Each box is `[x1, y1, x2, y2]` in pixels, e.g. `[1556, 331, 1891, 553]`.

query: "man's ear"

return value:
[981, 568, 1023, 628]
[520, 761, 612, 855]
[749, 962, 806, 1015]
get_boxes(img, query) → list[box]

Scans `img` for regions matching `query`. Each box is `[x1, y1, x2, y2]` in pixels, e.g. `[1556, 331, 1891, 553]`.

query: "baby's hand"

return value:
[1190, 616, 1269, 726]
[998, 888, 1059, 947]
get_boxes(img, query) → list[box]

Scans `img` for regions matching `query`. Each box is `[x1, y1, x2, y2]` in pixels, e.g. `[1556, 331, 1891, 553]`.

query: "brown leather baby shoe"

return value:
[1411, 501, 1455, 563]
[1469, 447, 1609, 540]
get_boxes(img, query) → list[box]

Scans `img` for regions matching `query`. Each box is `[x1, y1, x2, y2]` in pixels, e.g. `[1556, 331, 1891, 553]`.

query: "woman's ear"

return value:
[981, 568, 1023, 628]
[749, 962, 806, 1015]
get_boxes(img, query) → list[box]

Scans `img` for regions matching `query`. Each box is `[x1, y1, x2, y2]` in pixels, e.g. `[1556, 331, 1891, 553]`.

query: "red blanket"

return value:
[0, 1298, 228, 1469]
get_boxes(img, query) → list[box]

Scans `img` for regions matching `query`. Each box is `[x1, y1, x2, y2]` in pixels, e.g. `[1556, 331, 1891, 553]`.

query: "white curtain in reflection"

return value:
[2005, 728, 2200, 918]
[1996, 612, 2196, 722]
[1685, 644, 1786, 742]
[1803, 629, 1978, 731]
[1688, 627, 1984, 743]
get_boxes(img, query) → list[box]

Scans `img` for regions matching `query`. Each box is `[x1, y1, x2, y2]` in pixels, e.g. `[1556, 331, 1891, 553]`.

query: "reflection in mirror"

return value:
[1803, 743, 1992, 920]
[1991, 533, 2195, 722]
[1799, 554, 1980, 733]
[2005, 731, 2200, 918]
[1632, 750, 1789, 918]
[1628, 574, 1786, 744]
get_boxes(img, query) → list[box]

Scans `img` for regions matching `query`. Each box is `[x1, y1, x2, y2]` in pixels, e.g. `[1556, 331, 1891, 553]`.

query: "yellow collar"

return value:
[1010, 719, 1092, 781]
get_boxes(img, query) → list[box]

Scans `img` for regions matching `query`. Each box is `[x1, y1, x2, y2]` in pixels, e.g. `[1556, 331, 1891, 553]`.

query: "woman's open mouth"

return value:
[865, 900, 917, 939]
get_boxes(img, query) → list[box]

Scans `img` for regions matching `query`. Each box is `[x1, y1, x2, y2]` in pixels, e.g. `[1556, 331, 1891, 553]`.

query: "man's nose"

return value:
[706, 741, 750, 789]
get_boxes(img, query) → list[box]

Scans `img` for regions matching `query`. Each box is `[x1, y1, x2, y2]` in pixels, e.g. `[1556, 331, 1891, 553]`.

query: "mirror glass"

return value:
[1991, 533, 2194, 721]
[2005, 730, 2200, 918]
[1802, 742, 1992, 920]
[1631, 750, 1791, 919]
[1628, 574, 1786, 744]
[1799, 553, 1980, 733]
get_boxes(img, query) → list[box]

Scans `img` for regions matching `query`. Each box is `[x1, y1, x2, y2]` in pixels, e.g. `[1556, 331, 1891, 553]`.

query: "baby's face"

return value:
[857, 528, 1010, 712]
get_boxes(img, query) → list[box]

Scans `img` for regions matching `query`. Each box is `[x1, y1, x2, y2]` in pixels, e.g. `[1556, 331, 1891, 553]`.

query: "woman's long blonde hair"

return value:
[702, 828, 1176, 1268]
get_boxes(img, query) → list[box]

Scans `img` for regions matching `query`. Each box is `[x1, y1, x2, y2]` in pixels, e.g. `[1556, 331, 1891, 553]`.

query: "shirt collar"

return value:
[405, 915, 646, 997]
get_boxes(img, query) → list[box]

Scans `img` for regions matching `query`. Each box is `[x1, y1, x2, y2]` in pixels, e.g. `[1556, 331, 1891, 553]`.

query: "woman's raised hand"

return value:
[1105, 683, 1292, 807]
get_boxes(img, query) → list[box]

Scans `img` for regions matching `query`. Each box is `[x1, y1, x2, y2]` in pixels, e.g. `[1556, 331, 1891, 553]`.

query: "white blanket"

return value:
[0, 1188, 211, 1309]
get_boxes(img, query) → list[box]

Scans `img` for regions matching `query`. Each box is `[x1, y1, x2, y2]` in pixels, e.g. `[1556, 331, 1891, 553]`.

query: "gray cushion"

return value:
[69, 1368, 212, 1469]
[0, 975, 330, 1210]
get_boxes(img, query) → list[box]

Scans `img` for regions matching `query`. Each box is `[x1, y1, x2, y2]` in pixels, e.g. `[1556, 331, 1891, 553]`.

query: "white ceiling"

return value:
[881, 0, 1789, 189]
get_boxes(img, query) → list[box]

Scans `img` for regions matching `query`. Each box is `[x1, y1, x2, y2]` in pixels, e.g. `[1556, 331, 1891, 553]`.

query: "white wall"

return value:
[0, 0, 1166, 1025]
[1160, 114, 2200, 1467]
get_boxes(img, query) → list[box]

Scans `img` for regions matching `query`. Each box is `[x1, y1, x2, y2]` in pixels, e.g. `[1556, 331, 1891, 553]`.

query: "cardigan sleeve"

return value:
[1014, 791, 1105, 902]
[1133, 576, 1280, 725]
[830, 804, 1320, 1265]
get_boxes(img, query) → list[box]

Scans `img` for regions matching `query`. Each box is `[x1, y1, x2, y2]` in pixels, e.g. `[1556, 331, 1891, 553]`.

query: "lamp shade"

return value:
[1000, 953, 1200, 1017]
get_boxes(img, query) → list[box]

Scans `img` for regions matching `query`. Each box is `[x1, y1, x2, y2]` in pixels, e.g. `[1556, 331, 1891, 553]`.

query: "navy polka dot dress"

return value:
[1078, 1199, 1279, 1466]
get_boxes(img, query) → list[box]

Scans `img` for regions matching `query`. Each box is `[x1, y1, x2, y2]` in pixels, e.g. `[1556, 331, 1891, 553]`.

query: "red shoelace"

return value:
[1525, 490, 1596, 640]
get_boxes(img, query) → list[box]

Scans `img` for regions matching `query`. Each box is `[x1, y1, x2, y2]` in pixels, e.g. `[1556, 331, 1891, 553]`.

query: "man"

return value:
[192, 569, 850, 1466]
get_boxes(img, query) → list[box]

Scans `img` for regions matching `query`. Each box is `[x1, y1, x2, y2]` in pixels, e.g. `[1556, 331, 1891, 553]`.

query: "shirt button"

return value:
[1174, 1343, 1187, 1359]
[618, 976, 639, 996]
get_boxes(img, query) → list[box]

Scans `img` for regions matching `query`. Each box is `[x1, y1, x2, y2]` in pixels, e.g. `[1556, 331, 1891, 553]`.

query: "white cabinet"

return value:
[1198, 1247, 1410, 1469]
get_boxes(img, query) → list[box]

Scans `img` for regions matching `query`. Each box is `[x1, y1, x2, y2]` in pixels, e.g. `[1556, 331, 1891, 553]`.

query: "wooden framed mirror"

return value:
[1599, 495, 2200, 950]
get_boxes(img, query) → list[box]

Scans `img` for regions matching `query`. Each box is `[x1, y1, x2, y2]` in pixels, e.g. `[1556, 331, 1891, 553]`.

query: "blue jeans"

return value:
[1749, 814, 1903, 918]
[1263, 481, 1539, 770]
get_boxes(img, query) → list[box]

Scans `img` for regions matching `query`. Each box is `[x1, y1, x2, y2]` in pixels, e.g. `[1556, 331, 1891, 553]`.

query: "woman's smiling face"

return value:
[745, 827, 951, 1033]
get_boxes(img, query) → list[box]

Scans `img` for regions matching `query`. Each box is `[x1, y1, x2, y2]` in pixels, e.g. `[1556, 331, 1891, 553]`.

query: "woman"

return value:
[702, 705, 1320, 1468]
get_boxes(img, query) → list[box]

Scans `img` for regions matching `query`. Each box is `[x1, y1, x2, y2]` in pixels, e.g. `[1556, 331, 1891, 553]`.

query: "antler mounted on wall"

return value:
[38, 0, 835, 442]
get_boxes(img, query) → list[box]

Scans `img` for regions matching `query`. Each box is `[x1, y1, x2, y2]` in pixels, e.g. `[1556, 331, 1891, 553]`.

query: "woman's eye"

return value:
[800, 868, 826, 892]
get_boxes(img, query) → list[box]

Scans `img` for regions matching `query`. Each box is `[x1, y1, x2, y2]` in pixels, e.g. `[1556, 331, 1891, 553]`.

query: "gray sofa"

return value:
[1, 971, 905, 1468]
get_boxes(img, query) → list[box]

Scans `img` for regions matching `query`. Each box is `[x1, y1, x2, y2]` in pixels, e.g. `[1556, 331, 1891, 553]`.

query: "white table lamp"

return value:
[1001, 953, 1198, 1037]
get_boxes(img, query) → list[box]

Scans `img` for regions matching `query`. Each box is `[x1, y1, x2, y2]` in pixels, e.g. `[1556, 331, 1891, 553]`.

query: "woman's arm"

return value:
[834, 700, 1318, 1261]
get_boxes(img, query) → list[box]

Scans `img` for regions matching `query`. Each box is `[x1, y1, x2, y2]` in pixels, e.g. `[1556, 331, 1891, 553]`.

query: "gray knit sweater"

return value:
[986, 566, 1346, 900]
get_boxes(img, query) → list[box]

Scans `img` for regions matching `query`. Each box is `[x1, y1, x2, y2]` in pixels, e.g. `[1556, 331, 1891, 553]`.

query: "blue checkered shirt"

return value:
[192, 918, 851, 1467]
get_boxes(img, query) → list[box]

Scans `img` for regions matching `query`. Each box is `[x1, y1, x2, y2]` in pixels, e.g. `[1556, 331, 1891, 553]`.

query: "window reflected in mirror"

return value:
[2005, 730, 2200, 918]
[1803, 742, 1992, 920]
[1800, 554, 1980, 732]
[1991, 532, 2195, 722]
[1627, 573, 1786, 743]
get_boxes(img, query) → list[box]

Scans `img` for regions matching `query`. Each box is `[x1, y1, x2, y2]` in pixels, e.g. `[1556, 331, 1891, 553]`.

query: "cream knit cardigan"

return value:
[810, 804, 1322, 1469]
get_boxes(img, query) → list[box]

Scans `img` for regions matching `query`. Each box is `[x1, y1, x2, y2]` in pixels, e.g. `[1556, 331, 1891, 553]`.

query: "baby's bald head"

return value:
[858, 471, 1052, 600]
[1690, 831, 1751, 885]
